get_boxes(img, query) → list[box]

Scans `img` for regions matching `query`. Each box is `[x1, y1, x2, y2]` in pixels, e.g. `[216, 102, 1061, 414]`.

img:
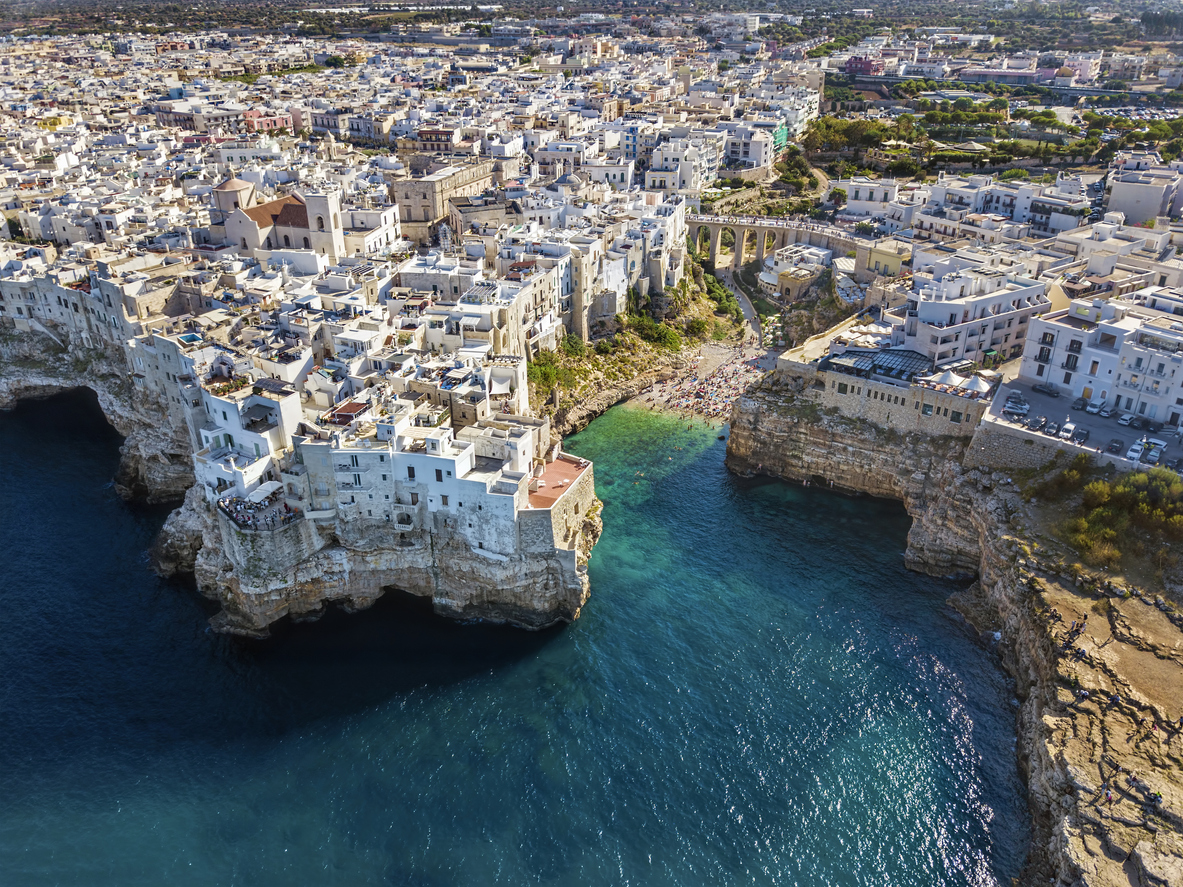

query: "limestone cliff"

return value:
[727, 374, 981, 577]
[550, 352, 691, 437]
[0, 327, 193, 502]
[156, 489, 602, 636]
[727, 374, 1183, 886]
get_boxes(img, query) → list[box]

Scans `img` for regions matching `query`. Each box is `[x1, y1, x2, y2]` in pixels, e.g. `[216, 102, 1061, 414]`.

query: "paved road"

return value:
[993, 379, 1179, 466]
[717, 269, 762, 346]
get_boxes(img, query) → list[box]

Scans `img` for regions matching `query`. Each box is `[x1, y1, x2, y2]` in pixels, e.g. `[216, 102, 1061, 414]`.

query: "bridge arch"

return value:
[693, 224, 712, 259]
[716, 225, 738, 270]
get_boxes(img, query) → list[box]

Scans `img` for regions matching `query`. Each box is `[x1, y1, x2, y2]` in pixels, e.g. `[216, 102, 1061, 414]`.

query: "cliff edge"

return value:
[727, 373, 1183, 887]
[0, 328, 193, 503]
[155, 470, 603, 636]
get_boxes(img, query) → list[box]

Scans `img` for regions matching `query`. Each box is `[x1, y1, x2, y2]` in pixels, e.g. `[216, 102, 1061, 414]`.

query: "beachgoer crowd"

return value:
[644, 344, 770, 423]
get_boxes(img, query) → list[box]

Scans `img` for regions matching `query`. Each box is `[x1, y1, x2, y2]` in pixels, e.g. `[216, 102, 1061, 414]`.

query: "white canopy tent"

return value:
[247, 480, 282, 503]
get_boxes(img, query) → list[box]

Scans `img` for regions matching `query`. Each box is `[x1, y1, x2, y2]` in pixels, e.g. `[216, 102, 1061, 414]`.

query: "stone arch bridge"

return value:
[688, 213, 873, 276]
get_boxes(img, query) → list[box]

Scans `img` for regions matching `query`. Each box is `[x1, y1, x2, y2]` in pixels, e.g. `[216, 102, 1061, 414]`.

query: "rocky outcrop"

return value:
[727, 374, 1183, 886]
[157, 490, 602, 636]
[551, 353, 691, 437]
[727, 376, 981, 577]
[0, 327, 193, 503]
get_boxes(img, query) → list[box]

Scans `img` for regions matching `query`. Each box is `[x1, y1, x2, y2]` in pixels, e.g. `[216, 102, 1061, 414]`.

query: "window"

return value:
[441, 495, 449, 506]
[317, 216, 325, 231]
[837, 382, 848, 394]
[435, 469, 443, 482]
[922, 404, 934, 416]
[1036, 364, 1045, 377]
[350, 454, 359, 467]
[303, 237, 310, 249]
[1064, 372, 1073, 384]
[407, 466, 415, 480]
[950, 411, 962, 424]
[410, 493, 419, 505]
[353, 473, 361, 487]
[284, 235, 290, 247]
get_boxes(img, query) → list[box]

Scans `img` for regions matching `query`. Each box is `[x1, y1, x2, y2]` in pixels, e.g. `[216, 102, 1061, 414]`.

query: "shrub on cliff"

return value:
[561, 335, 587, 359]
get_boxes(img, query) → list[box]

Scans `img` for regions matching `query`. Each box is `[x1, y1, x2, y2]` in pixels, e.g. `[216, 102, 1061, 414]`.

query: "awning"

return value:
[931, 370, 967, 386]
[491, 377, 512, 395]
[247, 480, 282, 503]
[960, 375, 993, 393]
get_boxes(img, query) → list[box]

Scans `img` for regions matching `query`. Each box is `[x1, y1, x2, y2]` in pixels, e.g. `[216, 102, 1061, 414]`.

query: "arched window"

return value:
[283, 235, 290, 247]
[264, 237, 271, 248]
[317, 216, 325, 231]
[241, 238, 248, 249]
[333, 214, 339, 229]
[303, 237, 310, 249]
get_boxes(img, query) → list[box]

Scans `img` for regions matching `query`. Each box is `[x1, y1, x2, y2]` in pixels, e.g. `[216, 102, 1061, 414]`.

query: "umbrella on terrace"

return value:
[931, 370, 967, 386]
[960, 375, 993, 393]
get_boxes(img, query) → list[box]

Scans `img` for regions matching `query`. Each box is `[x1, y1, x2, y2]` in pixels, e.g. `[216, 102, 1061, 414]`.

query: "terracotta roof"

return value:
[213, 177, 252, 192]
[242, 195, 307, 229]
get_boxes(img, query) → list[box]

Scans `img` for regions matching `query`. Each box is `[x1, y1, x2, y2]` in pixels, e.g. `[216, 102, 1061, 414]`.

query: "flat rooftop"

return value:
[528, 457, 587, 510]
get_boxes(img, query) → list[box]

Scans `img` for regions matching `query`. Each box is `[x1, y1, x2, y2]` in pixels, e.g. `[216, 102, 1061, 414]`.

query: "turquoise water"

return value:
[0, 393, 1027, 885]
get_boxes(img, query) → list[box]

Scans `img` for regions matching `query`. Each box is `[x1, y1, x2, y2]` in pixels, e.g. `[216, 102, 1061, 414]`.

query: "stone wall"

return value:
[967, 422, 1067, 471]
[773, 362, 988, 438]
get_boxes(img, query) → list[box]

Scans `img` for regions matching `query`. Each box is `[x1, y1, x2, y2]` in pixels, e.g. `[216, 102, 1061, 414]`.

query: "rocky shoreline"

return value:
[152, 481, 603, 637]
[2, 328, 601, 635]
[727, 373, 1183, 886]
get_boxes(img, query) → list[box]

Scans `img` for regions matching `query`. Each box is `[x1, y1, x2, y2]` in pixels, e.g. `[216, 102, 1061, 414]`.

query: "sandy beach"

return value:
[631, 340, 778, 425]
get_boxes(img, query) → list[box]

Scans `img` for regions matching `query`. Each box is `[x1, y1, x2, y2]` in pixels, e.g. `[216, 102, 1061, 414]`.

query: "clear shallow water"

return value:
[0, 392, 1028, 886]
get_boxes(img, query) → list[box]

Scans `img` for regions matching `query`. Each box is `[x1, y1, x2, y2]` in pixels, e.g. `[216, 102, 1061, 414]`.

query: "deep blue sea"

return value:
[0, 392, 1028, 886]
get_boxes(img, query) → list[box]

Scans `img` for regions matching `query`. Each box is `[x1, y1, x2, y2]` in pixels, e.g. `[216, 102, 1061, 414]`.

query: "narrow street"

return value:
[715, 268, 761, 345]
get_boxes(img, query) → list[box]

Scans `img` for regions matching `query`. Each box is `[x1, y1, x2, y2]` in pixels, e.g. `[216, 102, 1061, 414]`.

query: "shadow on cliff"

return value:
[225, 589, 566, 728]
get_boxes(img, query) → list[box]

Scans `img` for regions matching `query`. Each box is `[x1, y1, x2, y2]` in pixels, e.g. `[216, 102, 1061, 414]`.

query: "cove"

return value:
[0, 392, 1028, 885]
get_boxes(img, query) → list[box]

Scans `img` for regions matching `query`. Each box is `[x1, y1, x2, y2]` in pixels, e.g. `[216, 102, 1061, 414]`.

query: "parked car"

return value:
[1072, 428, 1091, 444]
[1045, 421, 1061, 437]
[1144, 447, 1164, 466]
[1059, 422, 1076, 440]
[1029, 415, 1048, 432]
[1106, 438, 1124, 454]
[1099, 407, 1113, 418]
[1117, 413, 1134, 426]
[1130, 417, 1148, 431]
[1071, 397, 1088, 411]
[1128, 442, 1145, 460]
[1166, 457, 1181, 470]
[1146, 420, 1164, 434]
[1003, 403, 1029, 417]
[1085, 400, 1104, 414]
[1033, 384, 1060, 397]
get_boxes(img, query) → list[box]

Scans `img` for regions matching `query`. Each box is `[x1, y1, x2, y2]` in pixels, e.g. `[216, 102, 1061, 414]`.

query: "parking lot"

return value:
[985, 379, 1182, 470]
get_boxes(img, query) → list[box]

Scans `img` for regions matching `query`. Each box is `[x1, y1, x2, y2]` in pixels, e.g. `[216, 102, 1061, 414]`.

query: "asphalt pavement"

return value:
[989, 379, 1179, 467]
